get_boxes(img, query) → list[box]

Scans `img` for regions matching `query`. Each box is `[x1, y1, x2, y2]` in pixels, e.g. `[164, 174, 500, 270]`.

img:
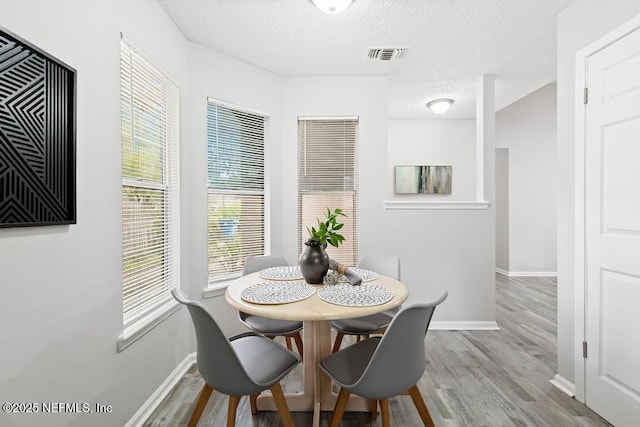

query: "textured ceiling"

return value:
[157, 0, 572, 118]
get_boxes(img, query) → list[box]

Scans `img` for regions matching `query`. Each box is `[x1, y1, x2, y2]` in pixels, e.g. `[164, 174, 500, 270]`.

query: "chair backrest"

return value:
[243, 254, 288, 275]
[358, 254, 401, 280]
[350, 291, 448, 399]
[171, 288, 257, 396]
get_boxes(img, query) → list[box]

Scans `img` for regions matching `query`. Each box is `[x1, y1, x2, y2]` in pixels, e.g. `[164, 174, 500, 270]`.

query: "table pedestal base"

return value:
[255, 320, 370, 426]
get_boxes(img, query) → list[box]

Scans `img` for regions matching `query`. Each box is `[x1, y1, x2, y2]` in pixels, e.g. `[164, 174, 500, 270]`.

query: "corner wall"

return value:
[280, 75, 390, 265]
[496, 84, 557, 275]
[185, 42, 284, 336]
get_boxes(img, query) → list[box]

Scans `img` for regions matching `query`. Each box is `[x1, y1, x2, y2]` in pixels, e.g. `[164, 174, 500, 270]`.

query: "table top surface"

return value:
[225, 271, 408, 321]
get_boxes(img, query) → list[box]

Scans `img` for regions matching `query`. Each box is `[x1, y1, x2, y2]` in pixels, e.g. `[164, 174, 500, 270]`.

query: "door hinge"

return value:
[584, 87, 589, 104]
[583, 341, 588, 358]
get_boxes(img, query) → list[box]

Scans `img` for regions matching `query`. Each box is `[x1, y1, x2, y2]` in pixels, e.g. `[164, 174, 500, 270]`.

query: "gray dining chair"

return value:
[331, 254, 401, 353]
[171, 288, 300, 427]
[320, 292, 448, 427]
[239, 255, 304, 358]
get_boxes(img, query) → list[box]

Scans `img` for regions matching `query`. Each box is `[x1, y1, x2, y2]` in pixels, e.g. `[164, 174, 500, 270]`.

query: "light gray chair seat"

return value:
[331, 254, 401, 353]
[321, 337, 380, 386]
[239, 255, 304, 357]
[321, 292, 448, 427]
[230, 333, 300, 390]
[172, 288, 300, 426]
[331, 312, 394, 334]
[239, 312, 303, 335]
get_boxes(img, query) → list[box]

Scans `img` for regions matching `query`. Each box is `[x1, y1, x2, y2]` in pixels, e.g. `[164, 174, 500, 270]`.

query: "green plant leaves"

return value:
[307, 207, 347, 248]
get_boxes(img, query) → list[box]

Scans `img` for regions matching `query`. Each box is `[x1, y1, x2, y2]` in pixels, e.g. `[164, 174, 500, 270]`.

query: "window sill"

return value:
[383, 200, 490, 210]
[202, 280, 235, 299]
[117, 298, 181, 352]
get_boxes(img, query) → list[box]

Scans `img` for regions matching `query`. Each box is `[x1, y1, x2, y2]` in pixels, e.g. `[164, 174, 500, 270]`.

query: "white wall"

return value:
[495, 148, 509, 271]
[496, 84, 557, 274]
[387, 119, 495, 321]
[280, 76, 390, 263]
[386, 120, 476, 201]
[557, 0, 640, 386]
[0, 1, 192, 426]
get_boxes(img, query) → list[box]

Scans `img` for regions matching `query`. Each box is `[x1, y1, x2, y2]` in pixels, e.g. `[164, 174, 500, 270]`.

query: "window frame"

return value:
[205, 98, 270, 289]
[117, 37, 181, 351]
[297, 116, 359, 266]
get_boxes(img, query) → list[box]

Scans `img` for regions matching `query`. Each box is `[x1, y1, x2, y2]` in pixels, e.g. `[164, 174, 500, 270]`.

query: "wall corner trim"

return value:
[383, 200, 490, 210]
[125, 352, 196, 427]
[549, 374, 576, 398]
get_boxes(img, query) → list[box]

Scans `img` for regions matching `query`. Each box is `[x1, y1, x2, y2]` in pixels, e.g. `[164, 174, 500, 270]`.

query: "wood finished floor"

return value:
[143, 274, 611, 426]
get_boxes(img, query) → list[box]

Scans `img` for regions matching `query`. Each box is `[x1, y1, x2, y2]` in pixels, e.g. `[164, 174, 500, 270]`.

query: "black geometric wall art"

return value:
[0, 27, 76, 228]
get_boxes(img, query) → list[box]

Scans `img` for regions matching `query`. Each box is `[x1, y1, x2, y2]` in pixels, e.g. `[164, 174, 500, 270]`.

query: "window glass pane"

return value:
[122, 186, 166, 317]
[208, 193, 265, 281]
[207, 104, 264, 191]
[300, 192, 357, 265]
[122, 54, 166, 183]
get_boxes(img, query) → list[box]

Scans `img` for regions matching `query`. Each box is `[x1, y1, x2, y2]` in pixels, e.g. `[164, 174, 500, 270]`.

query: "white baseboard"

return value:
[125, 352, 197, 427]
[495, 268, 557, 277]
[496, 267, 509, 276]
[430, 321, 500, 330]
[549, 374, 576, 398]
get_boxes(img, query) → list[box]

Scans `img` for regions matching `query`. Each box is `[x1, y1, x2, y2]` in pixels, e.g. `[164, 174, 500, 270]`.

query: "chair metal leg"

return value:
[292, 332, 304, 360]
[188, 382, 213, 427]
[408, 384, 435, 427]
[226, 395, 240, 427]
[332, 332, 345, 353]
[329, 387, 351, 427]
[269, 382, 294, 427]
[380, 398, 390, 427]
[250, 393, 259, 415]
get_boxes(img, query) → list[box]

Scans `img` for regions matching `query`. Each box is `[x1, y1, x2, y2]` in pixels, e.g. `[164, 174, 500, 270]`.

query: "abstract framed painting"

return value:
[0, 26, 76, 228]
[395, 165, 452, 194]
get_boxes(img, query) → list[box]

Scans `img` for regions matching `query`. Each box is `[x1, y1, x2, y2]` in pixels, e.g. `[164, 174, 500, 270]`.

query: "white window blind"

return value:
[298, 118, 358, 266]
[207, 100, 266, 282]
[120, 39, 180, 328]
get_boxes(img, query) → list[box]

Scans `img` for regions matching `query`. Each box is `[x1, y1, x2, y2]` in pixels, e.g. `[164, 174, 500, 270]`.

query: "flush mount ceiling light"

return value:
[311, 0, 353, 14]
[426, 98, 454, 114]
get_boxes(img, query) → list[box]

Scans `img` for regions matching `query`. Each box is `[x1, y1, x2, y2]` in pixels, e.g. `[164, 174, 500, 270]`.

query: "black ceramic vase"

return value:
[299, 239, 330, 284]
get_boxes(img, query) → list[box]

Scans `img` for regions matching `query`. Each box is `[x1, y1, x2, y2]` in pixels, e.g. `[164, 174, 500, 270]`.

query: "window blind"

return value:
[297, 118, 358, 266]
[121, 39, 180, 328]
[207, 100, 266, 282]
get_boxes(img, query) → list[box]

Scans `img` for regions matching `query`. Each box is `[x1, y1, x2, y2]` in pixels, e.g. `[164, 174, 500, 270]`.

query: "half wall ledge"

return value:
[383, 200, 490, 210]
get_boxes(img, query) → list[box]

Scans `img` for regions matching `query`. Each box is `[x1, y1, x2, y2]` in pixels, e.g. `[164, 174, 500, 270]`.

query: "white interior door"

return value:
[584, 27, 640, 427]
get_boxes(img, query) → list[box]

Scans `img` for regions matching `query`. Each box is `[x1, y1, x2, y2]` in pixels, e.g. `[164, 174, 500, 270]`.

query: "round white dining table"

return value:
[225, 271, 408, 427]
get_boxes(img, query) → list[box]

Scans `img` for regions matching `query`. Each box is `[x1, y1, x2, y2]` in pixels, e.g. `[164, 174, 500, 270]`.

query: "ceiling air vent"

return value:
[367, 47, 409, 61]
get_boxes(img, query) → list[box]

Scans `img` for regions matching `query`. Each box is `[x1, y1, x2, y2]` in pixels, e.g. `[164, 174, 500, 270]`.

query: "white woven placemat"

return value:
[241, 281, 314, 304]
[338, 268, 379, 283]
[258, 266, 303, 280]
[317, 284, 394, 307]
